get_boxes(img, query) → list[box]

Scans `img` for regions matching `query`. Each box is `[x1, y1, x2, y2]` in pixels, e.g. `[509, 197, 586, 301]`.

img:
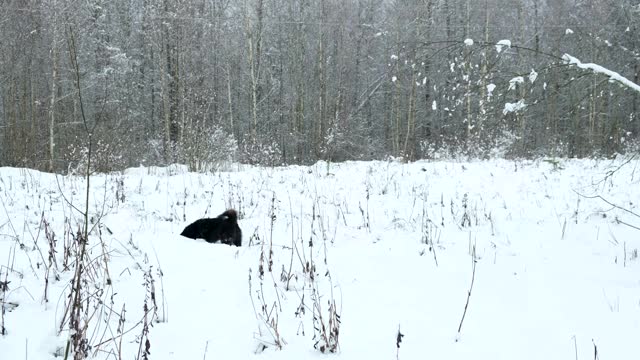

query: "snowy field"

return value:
[1, 158, 639, 359]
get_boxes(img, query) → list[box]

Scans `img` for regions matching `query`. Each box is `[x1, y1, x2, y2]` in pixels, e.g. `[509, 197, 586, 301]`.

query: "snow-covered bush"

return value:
[241, 137, 282, 166]
[66, 137, 128, 175]
[180, 124, 238, 173]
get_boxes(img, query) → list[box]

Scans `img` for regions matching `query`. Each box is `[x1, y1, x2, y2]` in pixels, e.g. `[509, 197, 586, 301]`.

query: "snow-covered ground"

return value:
[1, 158, 639, 359]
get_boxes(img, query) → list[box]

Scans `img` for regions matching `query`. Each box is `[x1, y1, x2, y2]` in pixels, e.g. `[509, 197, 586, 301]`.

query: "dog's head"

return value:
[180, 221, 202, 239]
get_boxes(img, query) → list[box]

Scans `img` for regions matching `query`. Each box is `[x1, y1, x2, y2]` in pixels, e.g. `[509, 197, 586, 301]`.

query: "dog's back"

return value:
[180, 218, 220, 242]
[180, 209, 242, 246]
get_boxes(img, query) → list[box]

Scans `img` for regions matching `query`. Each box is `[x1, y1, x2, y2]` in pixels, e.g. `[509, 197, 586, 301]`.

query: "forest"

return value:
[1, 0, 639, 172]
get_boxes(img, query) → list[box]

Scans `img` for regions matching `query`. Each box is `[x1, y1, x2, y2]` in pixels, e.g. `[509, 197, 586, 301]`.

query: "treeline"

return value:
[0, 0, 638, 172]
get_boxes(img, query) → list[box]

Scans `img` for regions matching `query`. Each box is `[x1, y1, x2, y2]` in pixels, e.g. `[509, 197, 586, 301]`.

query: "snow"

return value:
[1, 159, 640, 359]
[495, 40, 511, 53]
[487, 83, 496, 98]
[464, 38, 474, 46]
[529, 69, 538, 83]
[508, 76, 524, 90]
[503, 99, 527, 114]
[562, 54, 640, 94]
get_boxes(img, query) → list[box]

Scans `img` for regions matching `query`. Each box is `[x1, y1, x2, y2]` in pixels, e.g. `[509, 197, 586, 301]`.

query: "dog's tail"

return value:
[221, 209, 238, 221]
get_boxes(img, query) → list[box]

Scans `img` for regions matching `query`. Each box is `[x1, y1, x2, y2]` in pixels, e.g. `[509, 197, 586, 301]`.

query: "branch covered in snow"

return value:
[562, 54, 640, 94]
[495, 39, 511, 53]
[503, 100, 527, 115]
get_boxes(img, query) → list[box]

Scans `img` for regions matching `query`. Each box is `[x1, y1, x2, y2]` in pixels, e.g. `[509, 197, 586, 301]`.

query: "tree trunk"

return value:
[316, 0, 327, 159]
[244, 0, 263, 140]
[50, 14, 58, 172]
[478, 0, 490, 140]
[226, 63, 235, 141]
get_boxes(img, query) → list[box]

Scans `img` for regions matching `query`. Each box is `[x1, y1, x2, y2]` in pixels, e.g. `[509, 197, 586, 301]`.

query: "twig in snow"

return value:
[285, 193, 296, 291]
[202, 340, 209, 360]
[574, 191, 640, 231]
[456, 243, 477, 339]
[396, 324, 404, 360]
[573, 191, 640, 220]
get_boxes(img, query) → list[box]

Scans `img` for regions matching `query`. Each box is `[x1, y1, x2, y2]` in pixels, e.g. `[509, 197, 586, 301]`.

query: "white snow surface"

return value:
[563, 54, 640, 94]
[1, 159, 640, 359]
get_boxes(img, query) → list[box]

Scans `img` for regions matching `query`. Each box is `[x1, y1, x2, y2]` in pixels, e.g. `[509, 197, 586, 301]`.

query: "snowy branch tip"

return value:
[562, 54, 640, 94]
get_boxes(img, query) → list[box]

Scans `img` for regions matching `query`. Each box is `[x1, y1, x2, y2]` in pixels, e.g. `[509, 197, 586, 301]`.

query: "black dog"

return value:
[180, 209, 242, 247]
